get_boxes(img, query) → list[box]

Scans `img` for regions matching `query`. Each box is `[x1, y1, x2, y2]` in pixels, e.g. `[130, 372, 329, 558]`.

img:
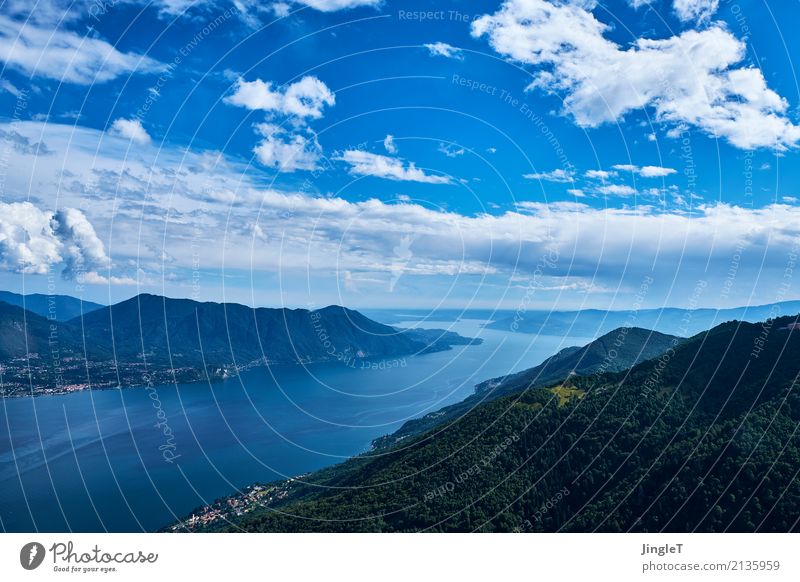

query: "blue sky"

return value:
[1, 0, 799, 312]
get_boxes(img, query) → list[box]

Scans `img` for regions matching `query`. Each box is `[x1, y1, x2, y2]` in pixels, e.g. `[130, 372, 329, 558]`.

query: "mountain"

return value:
[0, 293, 479, 395]
[484, 300, 800, 337]
[183, 315, 800, 532]
[0, 291, 103, 321]
[0, 301, 87, 360]
[373, 327, 680, 449]
[72, 294, 463, 368]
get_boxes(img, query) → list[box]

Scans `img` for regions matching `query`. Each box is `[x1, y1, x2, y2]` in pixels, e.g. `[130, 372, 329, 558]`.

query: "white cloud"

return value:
[0, 78, 22, 97]
[295, 0, 381, 11]
[110, 118, 151, 145]
[639, 166, 677, 178]
[252, 123, 322, 171]
[523, 168, 574, 182]
[612, 164, 677, 177]
[673, 0, 719, 23]
[52, 207, 112, 279]
[585, 169, 615, 179]
[335, 150, 452, 184]
[0, 201, 113, 281]
[7, 120, 800, 306]
[0, 15, 163, 84]
[438, 143, 465, 158]
[383, 134, 398, 154]
[471, 0, 800, 150]
[270, 2, 293, 17]
[225, 75, 335, 119]
[226, 76, 335, 172]
[424, 42, 464, 60]
[0, 202, 63, 275]
[598, 184, 637, 196]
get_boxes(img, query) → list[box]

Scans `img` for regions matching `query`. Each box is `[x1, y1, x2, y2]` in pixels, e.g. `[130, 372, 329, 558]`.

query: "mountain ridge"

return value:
[0, 290, 104, 321]
[373, 326, 680, 449]
[0, 293, 479, 396]
[174, 314, 800, 533]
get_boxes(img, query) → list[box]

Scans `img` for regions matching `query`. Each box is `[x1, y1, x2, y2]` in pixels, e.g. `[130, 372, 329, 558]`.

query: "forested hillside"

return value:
[188, 316, 800, 533]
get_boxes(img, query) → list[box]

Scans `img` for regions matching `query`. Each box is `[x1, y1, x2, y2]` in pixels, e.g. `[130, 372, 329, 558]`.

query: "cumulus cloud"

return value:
[225, 75, 335, 119]
[673, 0, 719, 23]
[383, 134, 398, 154]
[612, 164, 677, 177]
[252, 123, 322, 171]
[0, 15, 163, 84]
[335, 150, 452, 184]
[523, 168, 575, 182]
[471, 0, 800, 150]
[585, 169, 615, 179]
[0, 202, 63, 275]
[226, 76, 335, 172]
[0, 202, 112, 280]
[52, 207, 111, 279]
[424, 42, 464, 60]
[109, 118, 151, 144]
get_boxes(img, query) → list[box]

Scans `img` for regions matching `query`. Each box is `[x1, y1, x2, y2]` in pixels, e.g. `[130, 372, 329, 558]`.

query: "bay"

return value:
[0, 319, 591, 532]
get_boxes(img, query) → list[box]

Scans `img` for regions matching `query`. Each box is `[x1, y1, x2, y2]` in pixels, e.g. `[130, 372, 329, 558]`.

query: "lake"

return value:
[0, 319, 592, 532]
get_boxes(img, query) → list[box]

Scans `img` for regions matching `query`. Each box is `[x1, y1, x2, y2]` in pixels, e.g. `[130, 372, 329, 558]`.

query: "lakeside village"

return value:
[166, 478, 306, 532]
[0, 354, 241, 398]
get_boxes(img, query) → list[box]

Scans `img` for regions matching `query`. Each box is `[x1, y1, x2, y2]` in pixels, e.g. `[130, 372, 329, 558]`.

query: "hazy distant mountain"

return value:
[374, 327, 679, 448]
[196, 315, 800, 533]
[484, 300, 800, 337]
[0, 291, 103, 321]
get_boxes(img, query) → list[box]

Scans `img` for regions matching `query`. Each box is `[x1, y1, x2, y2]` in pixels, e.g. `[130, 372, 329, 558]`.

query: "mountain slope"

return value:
[187, 315, 800, 533]
[374, 327, 679, 449]
[0, 301, 87, 360]
[72, 294, 441, 368]
[0, 291, 103, 321]
[0, 293, 478, 395]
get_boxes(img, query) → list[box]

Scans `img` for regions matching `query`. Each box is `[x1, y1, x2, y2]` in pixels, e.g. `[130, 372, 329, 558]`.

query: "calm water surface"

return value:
[0, 319, 591, 532]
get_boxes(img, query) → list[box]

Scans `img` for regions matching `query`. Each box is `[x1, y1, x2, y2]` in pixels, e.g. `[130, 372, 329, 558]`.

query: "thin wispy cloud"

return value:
[335, 150, 452, 184]
[0, 15, 164, 84]
[612, 164, 677, 178]
[523, 169, 575, 183]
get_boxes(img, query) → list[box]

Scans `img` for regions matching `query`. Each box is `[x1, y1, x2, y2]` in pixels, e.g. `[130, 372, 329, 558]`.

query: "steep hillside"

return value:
[374, 327, 679, 449]
[0, 301, 87, 360]
[185, 316, 800, 533]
